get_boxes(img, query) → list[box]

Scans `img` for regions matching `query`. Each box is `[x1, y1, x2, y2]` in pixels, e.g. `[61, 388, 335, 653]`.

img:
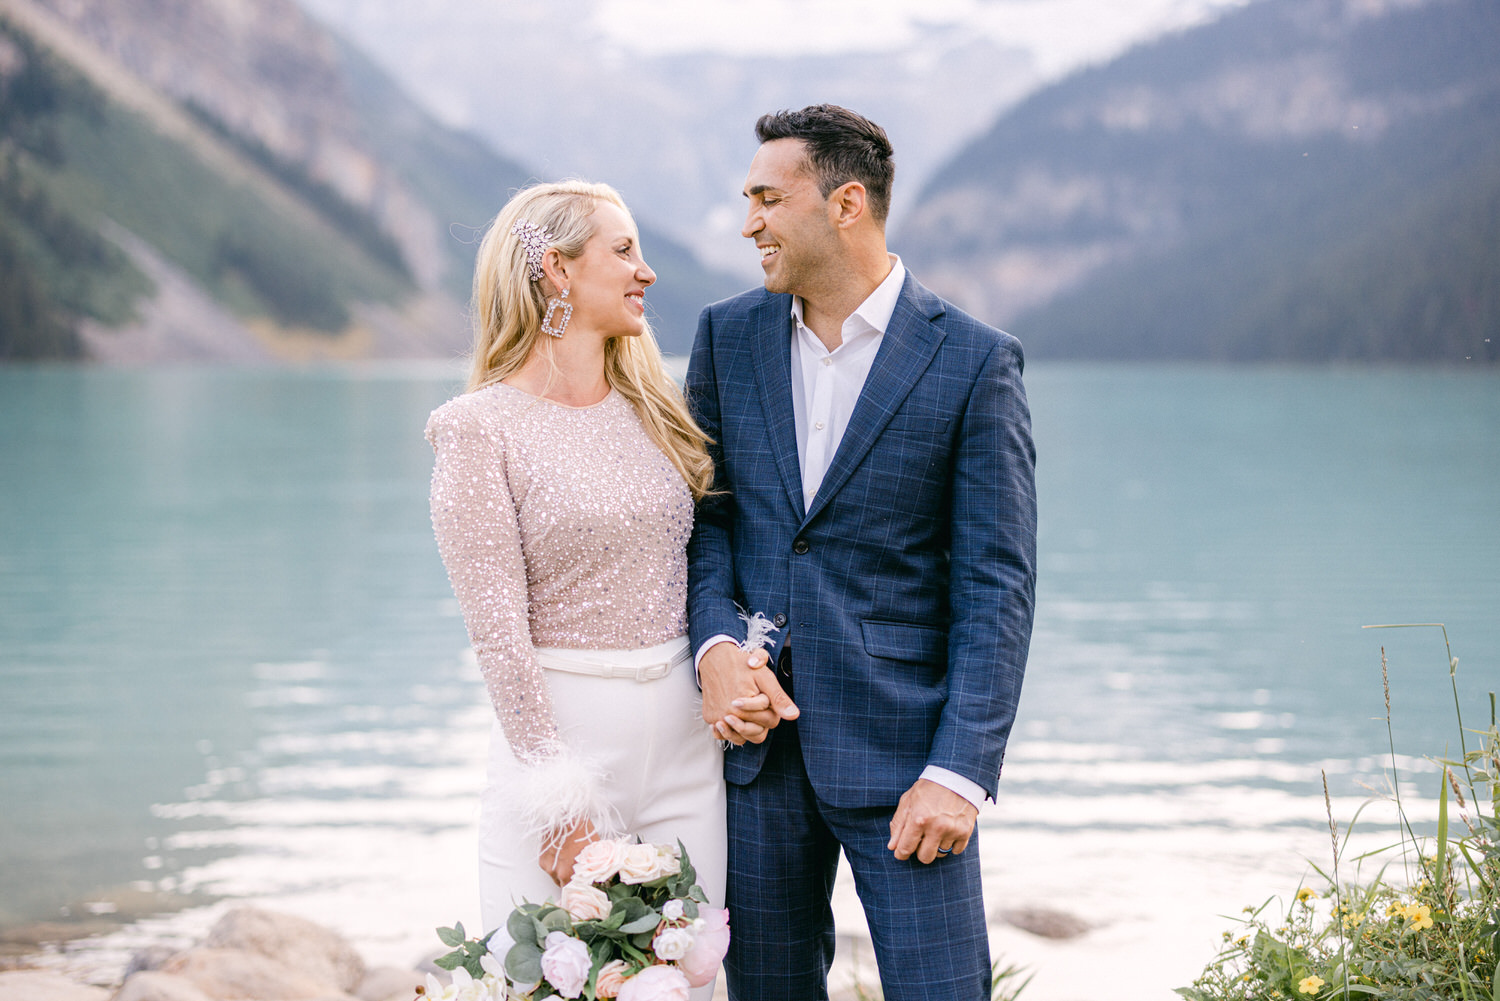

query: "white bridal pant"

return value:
[478, 635, 726, 998]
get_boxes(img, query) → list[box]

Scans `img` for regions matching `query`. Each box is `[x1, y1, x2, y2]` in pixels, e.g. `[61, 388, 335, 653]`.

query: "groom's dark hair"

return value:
[755, 104, 895, 224]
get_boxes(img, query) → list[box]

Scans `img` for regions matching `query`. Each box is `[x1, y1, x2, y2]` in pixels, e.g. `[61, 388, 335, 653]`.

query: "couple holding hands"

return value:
[427, 104, 1037, 1001]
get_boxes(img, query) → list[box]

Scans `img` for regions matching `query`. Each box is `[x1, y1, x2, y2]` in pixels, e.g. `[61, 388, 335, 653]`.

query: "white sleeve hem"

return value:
[920, 766, 988, 810]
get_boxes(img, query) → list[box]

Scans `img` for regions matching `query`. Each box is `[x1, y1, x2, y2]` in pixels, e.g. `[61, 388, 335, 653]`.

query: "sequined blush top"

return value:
[426, 383, 693, 762]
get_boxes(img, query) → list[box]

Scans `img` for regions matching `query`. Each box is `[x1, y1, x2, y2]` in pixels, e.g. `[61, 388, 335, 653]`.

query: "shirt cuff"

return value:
[920, 766, 988, 810]
[693, 634, 741, 684]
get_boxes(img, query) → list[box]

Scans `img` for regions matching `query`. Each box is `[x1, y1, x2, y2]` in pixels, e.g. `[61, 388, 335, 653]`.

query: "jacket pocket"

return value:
[881, 413, 950, 437]
[860, 619, 948, 664]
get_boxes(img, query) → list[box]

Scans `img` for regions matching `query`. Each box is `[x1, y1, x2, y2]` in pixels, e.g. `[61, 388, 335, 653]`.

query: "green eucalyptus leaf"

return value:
[506, 941, 543, 984]
[508, 908, 540, 948]
[437, 925, 464, 948]
[541, 907, 573, 934]
[433, 952, 463, 971]
[616, 898, 651, 922]
[620, 910, 662, 935]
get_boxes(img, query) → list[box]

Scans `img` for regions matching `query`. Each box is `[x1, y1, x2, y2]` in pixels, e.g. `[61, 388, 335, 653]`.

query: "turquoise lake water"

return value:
[0, 364, 1496, 982]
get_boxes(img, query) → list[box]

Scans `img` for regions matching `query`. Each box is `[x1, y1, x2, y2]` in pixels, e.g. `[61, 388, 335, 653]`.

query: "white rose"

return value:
[654, 844, 681, 878]
[540, 930, 591, 999]
[660, 899, 685, 922]
[652, 924, 696, 961]
[571, 838, 629, 884]
[617, 843, 660, 883]
[561, 881, 612, 921]
[619, 843, 681, 884]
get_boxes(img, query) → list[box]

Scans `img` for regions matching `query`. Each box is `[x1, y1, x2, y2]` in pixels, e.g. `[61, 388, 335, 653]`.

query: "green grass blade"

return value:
[1436, 765, 1450, 906]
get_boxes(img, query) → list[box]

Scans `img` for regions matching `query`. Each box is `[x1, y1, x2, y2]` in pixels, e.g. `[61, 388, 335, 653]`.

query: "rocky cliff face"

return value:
[34, 0, 445, 288]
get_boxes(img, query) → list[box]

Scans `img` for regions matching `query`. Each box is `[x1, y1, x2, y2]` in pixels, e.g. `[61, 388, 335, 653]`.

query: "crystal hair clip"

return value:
[511, 219, 552, 281]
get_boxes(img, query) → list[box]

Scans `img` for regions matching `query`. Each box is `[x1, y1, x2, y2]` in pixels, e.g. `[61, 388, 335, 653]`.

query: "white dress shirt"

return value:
[698, 256, 987, 809]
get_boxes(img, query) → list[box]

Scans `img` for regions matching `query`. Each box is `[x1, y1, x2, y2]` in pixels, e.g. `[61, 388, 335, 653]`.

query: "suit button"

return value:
[773, 613, 787, 628]
[792, 538, 810, 555]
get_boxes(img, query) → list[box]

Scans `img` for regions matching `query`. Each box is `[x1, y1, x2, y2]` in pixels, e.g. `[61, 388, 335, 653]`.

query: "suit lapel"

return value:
[802, 276, 947, 526]
[748, 292, 805, 514]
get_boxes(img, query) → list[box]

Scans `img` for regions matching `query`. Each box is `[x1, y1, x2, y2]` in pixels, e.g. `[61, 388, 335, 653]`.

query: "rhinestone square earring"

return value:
[542, 288, 571, 338]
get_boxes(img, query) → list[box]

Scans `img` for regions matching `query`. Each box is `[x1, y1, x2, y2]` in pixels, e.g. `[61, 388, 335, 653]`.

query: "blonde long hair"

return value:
[467, 180, 715, 500]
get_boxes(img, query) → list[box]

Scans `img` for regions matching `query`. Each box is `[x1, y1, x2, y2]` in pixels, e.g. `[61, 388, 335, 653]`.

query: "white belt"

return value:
[534, 637, 691, 683]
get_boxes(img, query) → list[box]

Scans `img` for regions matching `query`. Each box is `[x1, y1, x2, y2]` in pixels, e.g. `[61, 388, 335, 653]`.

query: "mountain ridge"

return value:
[0, 0, 737, 362]
[898, 0, 1500, 363]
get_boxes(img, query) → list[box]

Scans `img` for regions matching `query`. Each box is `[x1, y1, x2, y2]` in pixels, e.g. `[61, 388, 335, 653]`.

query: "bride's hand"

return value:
[700, 643, 797, 746]
[539, 822, 597, 885]
[716, 691, 771, 743]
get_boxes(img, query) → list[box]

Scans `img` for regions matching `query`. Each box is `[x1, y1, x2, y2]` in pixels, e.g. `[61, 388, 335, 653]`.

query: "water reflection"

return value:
[0, 365, 1495, 994]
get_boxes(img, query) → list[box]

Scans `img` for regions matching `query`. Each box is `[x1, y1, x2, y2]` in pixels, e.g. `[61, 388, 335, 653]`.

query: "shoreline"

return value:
[4, 815, 1401, 1001]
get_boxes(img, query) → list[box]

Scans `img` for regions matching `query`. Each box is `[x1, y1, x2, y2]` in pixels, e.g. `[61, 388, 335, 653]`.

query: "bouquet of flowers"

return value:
[420, 839, 729, 1001]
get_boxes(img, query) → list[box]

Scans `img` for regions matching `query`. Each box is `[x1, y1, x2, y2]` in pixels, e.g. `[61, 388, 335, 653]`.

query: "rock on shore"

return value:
[0, 908, 425, 1001]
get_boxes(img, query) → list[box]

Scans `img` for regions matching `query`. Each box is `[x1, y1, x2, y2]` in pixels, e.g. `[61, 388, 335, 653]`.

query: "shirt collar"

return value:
[790, 254, 906, 337]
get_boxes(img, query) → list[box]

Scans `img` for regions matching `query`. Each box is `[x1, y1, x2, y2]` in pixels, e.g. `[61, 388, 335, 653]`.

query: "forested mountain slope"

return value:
[899, 0, 1499, 363]
[0, 0, 735, 362]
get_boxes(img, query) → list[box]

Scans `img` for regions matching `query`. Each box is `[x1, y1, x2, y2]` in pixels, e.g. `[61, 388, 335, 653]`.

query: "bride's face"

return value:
[561, 202, 656, 340]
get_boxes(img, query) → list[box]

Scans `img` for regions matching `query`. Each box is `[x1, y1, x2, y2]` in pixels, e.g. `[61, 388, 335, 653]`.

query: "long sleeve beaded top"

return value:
[426, 383, 693, 828]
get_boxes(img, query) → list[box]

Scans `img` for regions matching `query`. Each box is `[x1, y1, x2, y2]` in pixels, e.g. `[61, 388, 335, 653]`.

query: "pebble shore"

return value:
[0, 908, 428, 1001]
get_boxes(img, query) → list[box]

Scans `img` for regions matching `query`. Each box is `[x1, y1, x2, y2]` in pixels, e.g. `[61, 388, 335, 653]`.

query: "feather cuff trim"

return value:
[512, 743, 621, 849]
[737, 609, 780, 652]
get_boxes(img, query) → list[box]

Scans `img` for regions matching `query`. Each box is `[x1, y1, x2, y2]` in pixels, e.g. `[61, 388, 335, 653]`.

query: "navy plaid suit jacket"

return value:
[685, 273, 1037, 809]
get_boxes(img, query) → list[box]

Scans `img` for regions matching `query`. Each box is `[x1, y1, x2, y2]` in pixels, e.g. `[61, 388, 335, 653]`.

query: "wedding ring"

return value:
[936, 846, 953, 855]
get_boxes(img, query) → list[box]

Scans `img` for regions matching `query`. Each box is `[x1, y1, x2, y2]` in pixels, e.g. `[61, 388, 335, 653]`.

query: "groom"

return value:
[685, 105, 1037, 1000]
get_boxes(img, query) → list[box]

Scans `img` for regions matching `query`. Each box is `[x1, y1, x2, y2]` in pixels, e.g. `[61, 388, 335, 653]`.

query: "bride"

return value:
[425, 181, 761, 990]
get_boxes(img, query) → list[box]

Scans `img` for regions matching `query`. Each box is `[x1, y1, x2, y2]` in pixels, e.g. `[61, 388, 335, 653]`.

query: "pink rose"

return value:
[572, 838, 628, 885]
[594, 960, 628, 998]
[677, 907, 730, 988]
[616, 964, 690, 1001]
[560, 881, 612, 921]
[540, 930, 591, 999]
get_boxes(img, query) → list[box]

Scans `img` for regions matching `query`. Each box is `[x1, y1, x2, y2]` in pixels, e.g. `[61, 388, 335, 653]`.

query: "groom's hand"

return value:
[699, 641, 798, 745]
[888, 779, 978, 864]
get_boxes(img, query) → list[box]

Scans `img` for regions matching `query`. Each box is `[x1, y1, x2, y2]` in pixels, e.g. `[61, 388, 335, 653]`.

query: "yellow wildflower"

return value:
[1297, 888, 1315, 903]
[1342, 912, 1363, 929]
[1407, 903, 1433, 931]
[1385, 902, 1403, 917]
[1298, 974, 1325, 994]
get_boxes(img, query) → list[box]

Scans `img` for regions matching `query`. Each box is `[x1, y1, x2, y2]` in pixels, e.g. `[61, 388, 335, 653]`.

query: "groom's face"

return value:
[741, 139, 839, 296]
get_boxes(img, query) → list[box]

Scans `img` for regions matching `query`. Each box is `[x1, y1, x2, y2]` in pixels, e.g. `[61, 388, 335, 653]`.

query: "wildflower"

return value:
[1298, 974, 1325, 994]
[1297, 888, 1315, 903]
[1236, 936, 1249, 947]
[1342, 912, 1363, 929]
[1406, 903, 1433, 931]
[1385, 902, 1403, 917]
